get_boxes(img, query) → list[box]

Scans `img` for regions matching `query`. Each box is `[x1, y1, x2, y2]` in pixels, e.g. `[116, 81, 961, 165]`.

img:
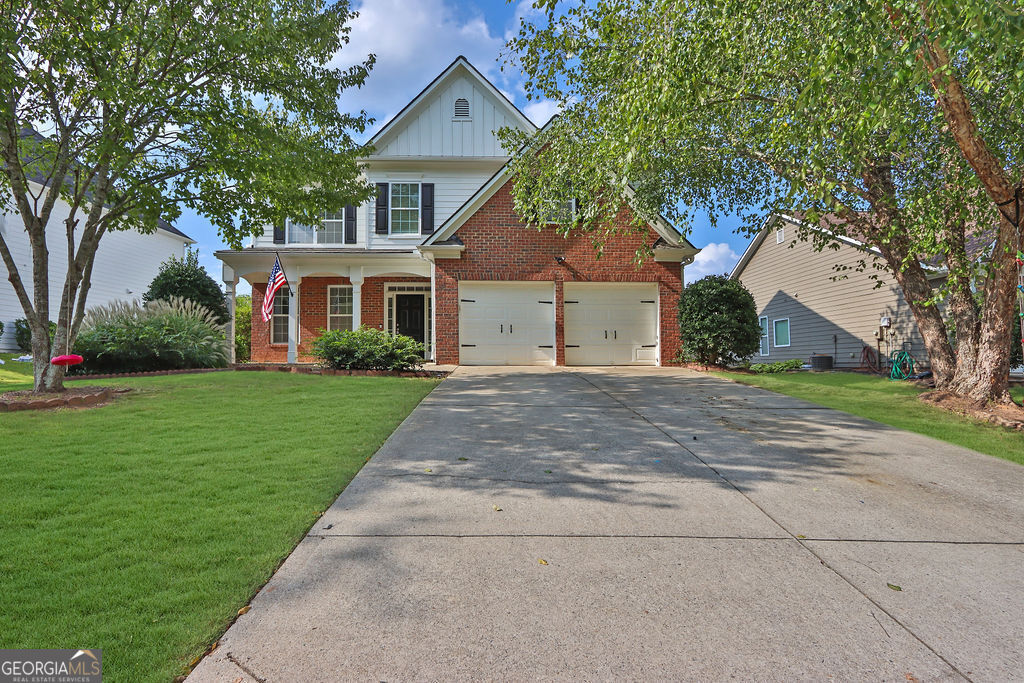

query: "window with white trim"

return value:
[271, 287, 289, 344]
[776, 227, 785, 244]
[759, 316, 769, 356]
[288, 220, 315, 244]
[288, 212, 347, 244]
[773, 318, 791, 347]
[390, 183, 420, 235]
[320, 210, 345, 244]
[328, 285, 353, 331]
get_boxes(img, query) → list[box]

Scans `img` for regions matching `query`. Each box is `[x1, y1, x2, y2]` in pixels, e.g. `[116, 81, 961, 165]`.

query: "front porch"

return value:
[217, 249, 434, 364]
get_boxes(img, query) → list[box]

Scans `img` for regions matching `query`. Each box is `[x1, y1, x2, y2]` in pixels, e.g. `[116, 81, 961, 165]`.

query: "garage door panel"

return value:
[459, 282, 555, 366]
[564, 283, 659, 366]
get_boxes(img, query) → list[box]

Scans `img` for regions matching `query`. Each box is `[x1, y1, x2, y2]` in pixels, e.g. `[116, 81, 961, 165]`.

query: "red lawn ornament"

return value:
[50, 354, 84, 367]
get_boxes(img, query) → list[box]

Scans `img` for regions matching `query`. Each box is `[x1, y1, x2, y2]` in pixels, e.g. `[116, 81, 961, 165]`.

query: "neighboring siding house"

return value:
[217, 57, 700, 366]
[0, 184, 193, 351]
[730, 214, 936, 369]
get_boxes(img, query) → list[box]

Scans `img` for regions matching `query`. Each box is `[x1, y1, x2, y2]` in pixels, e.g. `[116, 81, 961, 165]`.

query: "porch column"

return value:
[351, 266, 363, 330]
[224, 278, 237, 364]
[429, 259, 437, 361]
[287, 270, 301, 364]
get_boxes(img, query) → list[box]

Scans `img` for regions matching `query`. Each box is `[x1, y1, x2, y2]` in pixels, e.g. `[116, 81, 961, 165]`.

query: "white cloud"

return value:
[333, 0, 513, 133]
[522, 99, 561, 127]
[685, 242, 740, 284]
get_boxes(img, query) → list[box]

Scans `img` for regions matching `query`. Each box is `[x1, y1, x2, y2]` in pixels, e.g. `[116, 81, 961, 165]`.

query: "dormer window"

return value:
[453, 97, 471, 119]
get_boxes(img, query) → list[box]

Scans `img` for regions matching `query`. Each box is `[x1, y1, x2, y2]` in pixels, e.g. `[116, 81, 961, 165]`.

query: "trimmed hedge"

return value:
[310, 326, 424, 371]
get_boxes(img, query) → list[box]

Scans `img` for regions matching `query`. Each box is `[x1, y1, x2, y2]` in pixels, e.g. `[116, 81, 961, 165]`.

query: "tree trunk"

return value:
[860, 168, 957, 387]
[875, 242, 957, 386]
[917, 32, 1022, 405]
[966, 214, 1022, 404]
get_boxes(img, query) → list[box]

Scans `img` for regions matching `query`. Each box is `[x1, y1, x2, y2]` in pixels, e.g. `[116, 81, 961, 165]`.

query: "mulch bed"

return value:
[66, 368, 231, 381]
[235, 364, 449, 378]
[0, 386, 130, 412]
[919, 390, 1024, 431]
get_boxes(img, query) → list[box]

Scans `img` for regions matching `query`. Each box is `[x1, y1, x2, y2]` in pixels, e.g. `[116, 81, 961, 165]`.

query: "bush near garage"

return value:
[678, 275, 761, 366]
[70, 297, 229, 374]
[311, 326, 424, 371]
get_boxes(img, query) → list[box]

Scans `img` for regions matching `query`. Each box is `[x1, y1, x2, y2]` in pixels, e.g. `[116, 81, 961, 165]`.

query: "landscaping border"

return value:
[234, 363, 449, 378]
[66, 367, 232, 381]
[0, 386, 123, 412]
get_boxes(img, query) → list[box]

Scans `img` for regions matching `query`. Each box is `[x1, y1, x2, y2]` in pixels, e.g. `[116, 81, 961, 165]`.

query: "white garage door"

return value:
[564, 282, 659, 366]
[459, 281, 556, 365]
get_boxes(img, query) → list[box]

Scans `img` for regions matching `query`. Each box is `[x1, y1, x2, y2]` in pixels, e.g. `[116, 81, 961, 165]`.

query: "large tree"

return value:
[0, 0, 375, 392]
[502, 0, 1023, 405]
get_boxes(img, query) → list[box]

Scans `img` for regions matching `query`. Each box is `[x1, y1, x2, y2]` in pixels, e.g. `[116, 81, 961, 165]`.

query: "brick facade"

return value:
[249, 180, 683, 366]
[432, 180, 683, 365]
[250, 276, 429, 363]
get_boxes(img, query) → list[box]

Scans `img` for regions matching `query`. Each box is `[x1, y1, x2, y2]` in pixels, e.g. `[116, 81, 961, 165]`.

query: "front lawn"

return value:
[0, 370, 439, 681]
[712, 370, 1024, 465]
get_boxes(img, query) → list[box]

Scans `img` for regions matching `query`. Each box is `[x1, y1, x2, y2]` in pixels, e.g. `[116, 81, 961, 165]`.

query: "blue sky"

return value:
[178, 0, 753, 292]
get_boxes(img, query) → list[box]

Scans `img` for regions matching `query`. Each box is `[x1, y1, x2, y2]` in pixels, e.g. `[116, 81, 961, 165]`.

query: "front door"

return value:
[395, 294, 425, 343]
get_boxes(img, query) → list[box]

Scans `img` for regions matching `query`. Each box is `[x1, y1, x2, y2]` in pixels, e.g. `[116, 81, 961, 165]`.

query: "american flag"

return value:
[261, 256, 288, 322]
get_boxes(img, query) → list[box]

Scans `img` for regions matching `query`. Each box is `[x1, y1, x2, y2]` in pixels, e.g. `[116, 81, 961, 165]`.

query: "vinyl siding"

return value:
[737, 220, 930, 368]
[0, 185, 190, 350]
[253, 165, 502, 251]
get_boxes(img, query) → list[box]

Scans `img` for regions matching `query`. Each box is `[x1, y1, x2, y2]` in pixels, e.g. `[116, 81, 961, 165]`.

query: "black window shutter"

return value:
[375, 183, 389, 234]
[273, 220, 286, 244]
[574, 196, 583, 223]
[344, 204, 357, 244]
[420, 183, 434, 234]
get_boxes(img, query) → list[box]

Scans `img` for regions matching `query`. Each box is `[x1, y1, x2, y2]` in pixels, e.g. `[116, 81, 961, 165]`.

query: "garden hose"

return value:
[889, 350, 915, 381]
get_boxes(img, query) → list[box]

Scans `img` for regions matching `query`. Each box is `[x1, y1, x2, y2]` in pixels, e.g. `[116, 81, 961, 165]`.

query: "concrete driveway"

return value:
[189, 367, 1024, 681]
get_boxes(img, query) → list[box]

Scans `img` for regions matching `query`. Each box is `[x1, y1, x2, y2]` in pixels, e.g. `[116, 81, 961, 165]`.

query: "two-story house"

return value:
[217, 57, 700, 366]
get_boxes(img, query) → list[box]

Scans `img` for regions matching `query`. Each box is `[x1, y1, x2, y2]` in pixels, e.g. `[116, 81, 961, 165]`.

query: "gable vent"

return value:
[453, 97, 470, 118]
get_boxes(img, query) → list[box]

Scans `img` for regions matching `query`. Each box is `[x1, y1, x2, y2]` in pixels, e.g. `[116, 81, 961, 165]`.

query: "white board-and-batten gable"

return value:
[366, 56, 536, 160]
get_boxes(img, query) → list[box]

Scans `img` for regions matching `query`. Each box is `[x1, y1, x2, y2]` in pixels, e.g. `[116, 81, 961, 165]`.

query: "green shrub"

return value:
[70, 297, 229, 374]
[234, 294, 252, 362]
[143, 249, 230, 324]
[749, 358, 804, 374]
[678, 275, 761, 366]
[14, 318, 56, 353]
[311, 326, 424, 371]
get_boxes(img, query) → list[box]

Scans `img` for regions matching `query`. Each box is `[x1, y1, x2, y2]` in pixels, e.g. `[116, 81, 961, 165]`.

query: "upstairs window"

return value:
[453, 97, 470, 119]
[390, 183, 420, 235]
[287, 211, 351, 244]
[776, 227, 785, 244]
[320, 210, 345, 243]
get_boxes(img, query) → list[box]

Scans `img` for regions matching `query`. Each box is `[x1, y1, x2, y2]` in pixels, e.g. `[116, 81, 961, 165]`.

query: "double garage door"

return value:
[458, 281, 659, 366]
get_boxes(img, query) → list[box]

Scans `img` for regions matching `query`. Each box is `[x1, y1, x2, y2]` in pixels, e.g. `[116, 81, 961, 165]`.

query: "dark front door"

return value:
[395, 294, 425, 343]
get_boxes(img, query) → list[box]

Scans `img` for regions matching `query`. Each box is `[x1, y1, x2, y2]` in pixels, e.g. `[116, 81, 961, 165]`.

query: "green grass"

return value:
[712, 370, 1024, 465]
[0, 368, 439, 681]
[1, 351, 34, 385]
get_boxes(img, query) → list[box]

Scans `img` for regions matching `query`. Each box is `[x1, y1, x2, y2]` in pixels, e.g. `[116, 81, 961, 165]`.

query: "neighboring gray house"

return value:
[730, 214, 936, 369]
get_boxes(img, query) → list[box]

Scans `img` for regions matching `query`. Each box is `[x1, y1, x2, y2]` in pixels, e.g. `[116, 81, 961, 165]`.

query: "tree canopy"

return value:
[144, 250, 230, 325]
[0, 0, 376, 390]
